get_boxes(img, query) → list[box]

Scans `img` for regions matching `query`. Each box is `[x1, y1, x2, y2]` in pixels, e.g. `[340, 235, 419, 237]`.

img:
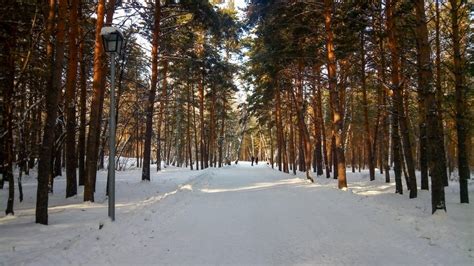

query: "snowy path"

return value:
[1, 163, 473, 265]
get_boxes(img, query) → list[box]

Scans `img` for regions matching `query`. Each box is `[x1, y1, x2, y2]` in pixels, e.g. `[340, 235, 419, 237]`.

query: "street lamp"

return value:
[101, 26, 124, 221]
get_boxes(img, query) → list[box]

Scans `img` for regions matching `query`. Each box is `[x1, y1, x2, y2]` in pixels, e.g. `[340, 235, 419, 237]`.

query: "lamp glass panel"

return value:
[102, 30, 123, 53]
[107, 40, 116, 52]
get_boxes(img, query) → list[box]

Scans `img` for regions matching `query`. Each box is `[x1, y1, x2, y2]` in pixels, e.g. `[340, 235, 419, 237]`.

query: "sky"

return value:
[234, 0, 247, 11]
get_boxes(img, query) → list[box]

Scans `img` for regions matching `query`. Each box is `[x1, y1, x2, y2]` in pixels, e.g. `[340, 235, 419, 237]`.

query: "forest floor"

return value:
[0, 162, 473, 265]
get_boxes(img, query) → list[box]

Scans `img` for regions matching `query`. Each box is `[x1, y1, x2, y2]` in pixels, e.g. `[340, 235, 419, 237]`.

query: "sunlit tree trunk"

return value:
[324, 0, 346, 188]
[84, 0, 114, 201]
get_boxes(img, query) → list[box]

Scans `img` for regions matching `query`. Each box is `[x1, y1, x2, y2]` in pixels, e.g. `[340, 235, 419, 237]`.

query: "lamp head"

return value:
[100, 26, 124, 54]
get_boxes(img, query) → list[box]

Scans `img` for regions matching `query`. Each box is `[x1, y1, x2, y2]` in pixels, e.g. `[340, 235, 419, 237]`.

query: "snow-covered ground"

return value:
[1, 162, 473, 265]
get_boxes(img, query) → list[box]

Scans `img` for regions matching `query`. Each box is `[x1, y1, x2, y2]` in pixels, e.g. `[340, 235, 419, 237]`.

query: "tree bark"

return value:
[156, 60, 168, 171]
[65, 0, 79, 197]
[324, 0, 346, 188]
[398, 66, 417, 198]
[288, 90, 296, 175]
[435, 0, 448, 187]
[376, 0, 390, 183]
[187, 82, 193, 170]
[294, 63, 313, 181]
[209, 88, 216, 167]
[415, 0, 447, 211]
[360, 32, 375, 181]
[78, 18, 87, 186]
[192, 83, 199, 170]
[84, 0, 108, 201]
[37, 0, 67, 223]
[1, 14, 16, 215]
[142, 0, 161, 181]
[449, 0, 469, 204]
[312, 67, 324, 176]
[218, 93, 226, 168]
[386, 0, 403, 194]
[198, 68, 206, 169]
[318, 84, 330, 179]
[418, 97, 429, 190]
[275, 83, 283, 172]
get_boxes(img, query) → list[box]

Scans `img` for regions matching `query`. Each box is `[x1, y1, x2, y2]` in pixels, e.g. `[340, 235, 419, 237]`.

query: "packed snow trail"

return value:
[1, 163, 472, 265]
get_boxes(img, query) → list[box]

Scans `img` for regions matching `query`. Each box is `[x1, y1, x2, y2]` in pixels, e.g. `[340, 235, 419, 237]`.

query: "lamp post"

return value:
[101, 26, 124, 221]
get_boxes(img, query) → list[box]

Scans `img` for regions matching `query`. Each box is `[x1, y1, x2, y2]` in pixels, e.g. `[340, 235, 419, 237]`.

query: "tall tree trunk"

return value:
[398, 66, 417, 198]
[218, 94, 226, 168]
[386, 0, 403, 194]
[449, 0, 469, 204]
[65, 0, 79, 197]
[84, 0, 113, 202]
[435, 0, 449, 187]
[399, 56, 418, 197]
[418, 7, 429, 187]
[209, 88, 216, 167]
[376, 0, 391, 183]
[37, 0, 67, 223]
[318, 85, 330, 179]
[192, 84, 199, 170]
[415, 0, 447, 212]
[269, 126, 274, 168]
[156, 60, 168, 171]
[288, 90, 296, 175]
[312, 67, 323, 176]
[351, 130, 356, 173]
[142, 1, 161, 181]
[418, 96, 429, 190]
[199, 69, 206, 169]
[187, 82, 193, 170]
[294, 63, 313, 181]
[78, 17, 87, 186]
[331, 135, 338, 179]
[275, 84, 283, 172]
[360, 32, 375, 181]
[1, 14, 16, 214]
[324, 0, 346, 188]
